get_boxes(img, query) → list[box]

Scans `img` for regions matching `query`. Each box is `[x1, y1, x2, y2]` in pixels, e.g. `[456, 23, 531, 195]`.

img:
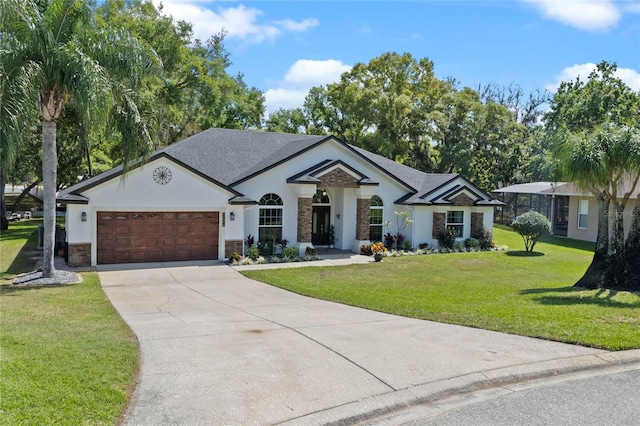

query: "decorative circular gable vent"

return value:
[153, 166, 172, 185]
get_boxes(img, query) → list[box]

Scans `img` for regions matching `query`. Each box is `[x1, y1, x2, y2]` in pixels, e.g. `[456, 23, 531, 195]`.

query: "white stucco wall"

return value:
[234, 139, 412, 250]
[65, 158, 238, 264]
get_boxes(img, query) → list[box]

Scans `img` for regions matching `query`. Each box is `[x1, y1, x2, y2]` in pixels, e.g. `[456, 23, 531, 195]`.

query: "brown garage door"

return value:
[97, 212, 219, 264]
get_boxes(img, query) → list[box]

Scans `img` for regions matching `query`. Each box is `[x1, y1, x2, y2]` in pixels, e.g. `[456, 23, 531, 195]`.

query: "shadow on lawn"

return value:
[520, 287, 640, 309]
[505, 250, 545, 257]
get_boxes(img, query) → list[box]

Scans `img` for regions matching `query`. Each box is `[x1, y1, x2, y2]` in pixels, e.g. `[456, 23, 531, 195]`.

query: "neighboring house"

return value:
[58, 128, 502, 267]
[493, 181, 638, 242]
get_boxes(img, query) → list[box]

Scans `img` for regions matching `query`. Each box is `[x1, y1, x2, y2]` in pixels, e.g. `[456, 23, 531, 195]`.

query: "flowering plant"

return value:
[371, 242, 387, 254]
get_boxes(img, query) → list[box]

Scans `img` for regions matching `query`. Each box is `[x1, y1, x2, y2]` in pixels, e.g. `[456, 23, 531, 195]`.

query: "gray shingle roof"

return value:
[160, 128, 328, 186]
[58, 128, 500, 206]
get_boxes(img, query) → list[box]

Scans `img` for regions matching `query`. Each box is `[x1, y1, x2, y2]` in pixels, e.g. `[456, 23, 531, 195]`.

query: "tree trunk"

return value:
[574, 194, 609, 289]
[611, 201, 626, 255]
[11, 180, 40, 212]
[41, 120, 58, 277]
[0, 172, 7, 231]
[621, 200, 640, 291]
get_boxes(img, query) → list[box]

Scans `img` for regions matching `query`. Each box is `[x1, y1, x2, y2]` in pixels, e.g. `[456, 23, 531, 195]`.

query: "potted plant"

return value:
[329, 225, 335, 248]
[371, 242, 387, 262]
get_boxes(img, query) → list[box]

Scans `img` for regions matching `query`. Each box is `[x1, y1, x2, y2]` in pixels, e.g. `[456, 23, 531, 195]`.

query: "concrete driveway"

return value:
[99, 261, 612, 425]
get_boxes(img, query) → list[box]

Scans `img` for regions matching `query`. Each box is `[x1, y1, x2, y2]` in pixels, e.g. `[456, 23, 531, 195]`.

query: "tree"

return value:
[266, 108, 309, 134]
[0, 25, 40, 230]
[304, 52, 446, 162]
[512, 211, 551, 252]
[97, 1, 265, 145]
[1, 0, 159, 278]
[546, 61, 640, 290]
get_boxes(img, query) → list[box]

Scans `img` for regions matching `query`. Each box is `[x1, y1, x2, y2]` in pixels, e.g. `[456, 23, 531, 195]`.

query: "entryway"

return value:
[312, 206, 331, 245]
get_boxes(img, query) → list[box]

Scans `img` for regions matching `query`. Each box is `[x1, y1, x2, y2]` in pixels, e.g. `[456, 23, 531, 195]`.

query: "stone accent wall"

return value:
[318, 169, 359, 189]
[432, 213, 445, 239]
[471, 212, 484, 237]
[451, 193, 476, 206]
[297, 198, 312, 243]
[68, 243, 91, 267]
[225, 240, 243, 257]
[356, 198, 371, 240]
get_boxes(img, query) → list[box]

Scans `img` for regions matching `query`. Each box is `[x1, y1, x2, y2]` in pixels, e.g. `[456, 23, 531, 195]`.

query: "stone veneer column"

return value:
[225, 240, 243, 257]
[432, 213, 445, 239]
[297, 198, 312, 243]
[356, 198, 371, 241]
[68, 243, 91, 267]
[471, 212, 484, 237]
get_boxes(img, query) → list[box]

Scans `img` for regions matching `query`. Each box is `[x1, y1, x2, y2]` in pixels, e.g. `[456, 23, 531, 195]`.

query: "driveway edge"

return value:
[278, 350, 640, 426]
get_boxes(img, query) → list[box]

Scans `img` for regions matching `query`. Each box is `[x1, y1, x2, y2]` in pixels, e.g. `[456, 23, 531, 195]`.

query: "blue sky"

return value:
[153, 0, 640, 113]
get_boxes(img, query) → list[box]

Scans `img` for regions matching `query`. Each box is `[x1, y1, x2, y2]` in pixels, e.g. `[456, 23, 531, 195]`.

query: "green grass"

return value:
[243, 225, 640, 351]
[1, 221, 138, 425]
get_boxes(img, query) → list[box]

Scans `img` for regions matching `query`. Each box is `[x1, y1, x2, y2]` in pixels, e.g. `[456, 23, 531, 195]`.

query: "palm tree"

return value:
[554, 124, 640, 290]
[1, 0, 159, 278]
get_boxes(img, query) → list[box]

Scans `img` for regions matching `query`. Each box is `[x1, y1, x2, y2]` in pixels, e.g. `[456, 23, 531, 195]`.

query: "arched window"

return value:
[370, 195, 384, 242]
[259, 193, 283, 242]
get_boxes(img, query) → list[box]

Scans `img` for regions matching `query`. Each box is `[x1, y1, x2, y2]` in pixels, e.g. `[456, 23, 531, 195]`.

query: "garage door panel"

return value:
[97, 211, 219, 265]
[130, 236, 147, 249]
[129, 250, 147, 263]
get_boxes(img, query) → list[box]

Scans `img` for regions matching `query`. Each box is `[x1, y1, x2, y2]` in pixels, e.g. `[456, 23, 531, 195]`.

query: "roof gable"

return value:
[57, 153, 244, 204]
[287, 159, 378, 187]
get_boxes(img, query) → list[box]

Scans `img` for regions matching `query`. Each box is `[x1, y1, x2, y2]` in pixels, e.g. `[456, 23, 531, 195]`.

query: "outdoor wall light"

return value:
[229, 212, 235, 221]
[336, 213, 341, 219]
[81, 212, 87, 222]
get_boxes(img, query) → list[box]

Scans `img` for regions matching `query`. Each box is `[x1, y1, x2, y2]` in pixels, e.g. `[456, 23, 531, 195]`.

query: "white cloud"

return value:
[265, 88, 310, 111]
[265, 59, 352, 113]
[546, 63, 640, 92]
[283, 59, 352, 85]
[274, 18, 319, 32]
[153, 1, 317, 44]
[522, 0, 621, 31]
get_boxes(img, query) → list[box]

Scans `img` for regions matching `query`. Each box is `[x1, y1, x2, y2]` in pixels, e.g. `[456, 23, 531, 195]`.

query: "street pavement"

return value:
[373, 367, 640, 425]
[97, 259, 640, 425]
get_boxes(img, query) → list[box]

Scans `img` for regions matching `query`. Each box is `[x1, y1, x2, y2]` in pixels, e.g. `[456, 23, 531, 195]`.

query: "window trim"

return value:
[258, 193, 284, 242]
[577, 199, 588, 229]
[370, 195, 384, 242]
[446, 210, 464, 238]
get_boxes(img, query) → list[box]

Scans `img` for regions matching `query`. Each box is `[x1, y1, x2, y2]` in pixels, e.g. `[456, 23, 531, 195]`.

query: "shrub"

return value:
[511, 211, 551, 252]
[370, 242, 387, 254]
[245, 234, 255, 247]
[246, 245, 259, 260]
[474, 227, 494, 250]
[257, 240, 275, 256]
[281, 246, 298, 259]
[230, 252, 242, 262]
[437, 228, 458, 250]
[384, 232, 405, 250]
[279, 239, 288, 250]
[465, 238, 480, 250]
[305, 247, 317, 259]
[418, 242, 428, 250]
[401, 239, 412, 251]
[360, 244, 373, 255]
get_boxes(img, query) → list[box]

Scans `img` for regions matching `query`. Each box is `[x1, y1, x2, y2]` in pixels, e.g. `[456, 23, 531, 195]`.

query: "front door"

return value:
[312, 206, 331, 245]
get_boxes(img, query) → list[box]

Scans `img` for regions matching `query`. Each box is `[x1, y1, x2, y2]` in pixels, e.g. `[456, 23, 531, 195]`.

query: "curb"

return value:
[277, 350, 640, 426]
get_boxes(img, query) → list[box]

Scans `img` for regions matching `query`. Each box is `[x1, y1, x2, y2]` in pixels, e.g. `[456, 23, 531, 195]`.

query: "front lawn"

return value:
[0, 221, 138, 425]
[243, 226, 640, 351]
